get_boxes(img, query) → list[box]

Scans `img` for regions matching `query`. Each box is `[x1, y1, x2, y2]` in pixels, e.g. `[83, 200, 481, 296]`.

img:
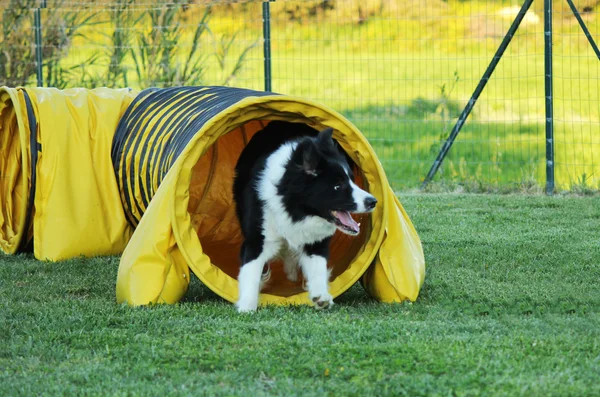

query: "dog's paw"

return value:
[236, 299, 258, 313]
[310, 293, 334, 310]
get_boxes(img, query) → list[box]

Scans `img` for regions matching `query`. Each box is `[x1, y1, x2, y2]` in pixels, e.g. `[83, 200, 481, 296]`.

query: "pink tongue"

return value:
[335, 211, 360, 232]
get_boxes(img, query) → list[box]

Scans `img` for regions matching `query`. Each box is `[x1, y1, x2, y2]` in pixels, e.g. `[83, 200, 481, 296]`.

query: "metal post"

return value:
[33, 1, 47, 87]
[262, 1, 273, 92]
[34, 6, 43, 87]
[565, 0, 600, 61]
[421, 0, 534, 189]
[544, 0, 555, 194]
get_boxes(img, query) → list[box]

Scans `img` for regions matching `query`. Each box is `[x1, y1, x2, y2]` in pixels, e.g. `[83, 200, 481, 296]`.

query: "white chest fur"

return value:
[257, 142, 336, 249]
[263, 209, 336, 249]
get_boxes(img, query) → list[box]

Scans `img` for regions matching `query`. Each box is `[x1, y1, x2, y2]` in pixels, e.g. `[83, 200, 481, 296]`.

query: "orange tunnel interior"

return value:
[186, 119, 372, 297]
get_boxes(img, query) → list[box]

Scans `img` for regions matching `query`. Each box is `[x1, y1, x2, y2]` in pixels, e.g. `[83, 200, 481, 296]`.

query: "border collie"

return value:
[233, 121, 377, 312]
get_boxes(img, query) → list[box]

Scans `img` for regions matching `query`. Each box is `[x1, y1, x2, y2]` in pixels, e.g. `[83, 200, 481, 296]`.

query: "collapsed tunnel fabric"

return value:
[0, 87, 136, 260]
[0, 85, 425, 307]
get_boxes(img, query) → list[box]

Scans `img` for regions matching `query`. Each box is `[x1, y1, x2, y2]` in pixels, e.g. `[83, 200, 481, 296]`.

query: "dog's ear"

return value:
[302, 141, 320, 176]
[316, 128, 335, 149]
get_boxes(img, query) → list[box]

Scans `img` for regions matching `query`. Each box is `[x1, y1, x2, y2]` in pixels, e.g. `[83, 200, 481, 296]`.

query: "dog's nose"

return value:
[364, 196, 377, 211]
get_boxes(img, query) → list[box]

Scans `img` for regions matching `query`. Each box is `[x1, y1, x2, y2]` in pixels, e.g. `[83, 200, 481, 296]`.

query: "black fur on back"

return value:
[233, 121, 319, 262]
[233, 121, 318, 216]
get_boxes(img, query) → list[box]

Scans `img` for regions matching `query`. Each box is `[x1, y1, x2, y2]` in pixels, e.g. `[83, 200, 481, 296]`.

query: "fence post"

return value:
[566, 0, 600, 60]
[262, 0, 273, 92]
[544, 0, 555, 194]
[34, 0, 47, 87]
[420, 0, 534, 189]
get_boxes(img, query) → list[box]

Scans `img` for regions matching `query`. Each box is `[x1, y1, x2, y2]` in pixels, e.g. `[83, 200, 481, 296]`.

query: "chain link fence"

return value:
[1, 0, 599, 192]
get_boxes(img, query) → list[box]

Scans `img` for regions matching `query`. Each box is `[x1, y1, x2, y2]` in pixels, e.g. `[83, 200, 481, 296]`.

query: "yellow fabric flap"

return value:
[362, 187, 425, 302]
[0, 88, 31, 254]
[30, 87, 136, 261]
[116, 166, 191, 306]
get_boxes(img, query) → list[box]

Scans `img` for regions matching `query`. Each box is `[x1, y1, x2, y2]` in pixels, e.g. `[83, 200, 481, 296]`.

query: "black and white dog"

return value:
[233, 121, 377, 312]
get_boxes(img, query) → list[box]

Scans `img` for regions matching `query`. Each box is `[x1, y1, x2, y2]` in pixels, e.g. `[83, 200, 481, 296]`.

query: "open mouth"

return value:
[330, 211, 361, 236]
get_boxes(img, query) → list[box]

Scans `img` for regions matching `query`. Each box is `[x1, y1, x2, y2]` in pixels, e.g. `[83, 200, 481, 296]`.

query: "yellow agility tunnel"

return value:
[0, 85, 425, 308]
[0, 86, 136, 258]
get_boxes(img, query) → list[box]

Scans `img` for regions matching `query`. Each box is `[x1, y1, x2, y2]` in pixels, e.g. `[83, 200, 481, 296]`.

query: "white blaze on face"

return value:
[351, 180, 375, 213]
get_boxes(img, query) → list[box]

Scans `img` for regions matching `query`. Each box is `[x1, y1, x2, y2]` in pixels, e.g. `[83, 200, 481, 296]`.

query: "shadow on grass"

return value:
[181, 275, 378, 307]
[180, 274, 227, 304]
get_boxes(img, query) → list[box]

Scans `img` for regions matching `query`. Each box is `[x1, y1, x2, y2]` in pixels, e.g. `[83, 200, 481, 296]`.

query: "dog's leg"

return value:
[236, 258, 267, 313]
[282, 248, 300, 282]
[299, 239, 333, 309]
[299, 254, 333, 309]
[236, 240, 279, 313]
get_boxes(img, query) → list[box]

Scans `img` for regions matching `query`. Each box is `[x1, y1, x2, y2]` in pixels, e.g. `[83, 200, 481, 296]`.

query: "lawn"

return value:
[1, 194, 599, 396]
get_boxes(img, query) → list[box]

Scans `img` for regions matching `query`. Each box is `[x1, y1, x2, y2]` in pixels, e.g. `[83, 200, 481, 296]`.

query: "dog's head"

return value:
[283, 128, 377, 236]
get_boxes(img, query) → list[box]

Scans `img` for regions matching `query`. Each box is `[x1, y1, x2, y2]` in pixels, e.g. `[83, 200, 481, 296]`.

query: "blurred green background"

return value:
[2, 0, 599, 191]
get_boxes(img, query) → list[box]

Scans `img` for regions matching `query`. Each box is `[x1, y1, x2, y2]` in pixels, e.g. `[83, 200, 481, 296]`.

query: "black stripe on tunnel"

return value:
[17, 90, 40, 253]
[139, 89, 226, 210]
[157, 88, 275, 181]
[113, 86, 278, 227]
[124, 88, 197, 224]
[141, 92, 214, 207]
[114, 88, 196, 226]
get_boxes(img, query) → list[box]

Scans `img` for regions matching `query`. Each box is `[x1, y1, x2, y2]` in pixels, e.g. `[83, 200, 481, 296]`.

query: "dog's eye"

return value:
[334, 185, 341, 191]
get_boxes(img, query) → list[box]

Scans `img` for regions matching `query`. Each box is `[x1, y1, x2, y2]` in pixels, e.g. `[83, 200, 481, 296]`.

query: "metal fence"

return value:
[1, 0, 599, 192]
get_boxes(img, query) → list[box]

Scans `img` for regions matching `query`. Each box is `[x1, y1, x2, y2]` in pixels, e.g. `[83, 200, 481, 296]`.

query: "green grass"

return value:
[2, 194, 600, 396]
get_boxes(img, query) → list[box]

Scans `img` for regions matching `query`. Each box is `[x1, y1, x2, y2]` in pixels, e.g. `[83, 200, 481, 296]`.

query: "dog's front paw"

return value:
[310, 292, 334, 310]
[236, 298, 258, 313]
